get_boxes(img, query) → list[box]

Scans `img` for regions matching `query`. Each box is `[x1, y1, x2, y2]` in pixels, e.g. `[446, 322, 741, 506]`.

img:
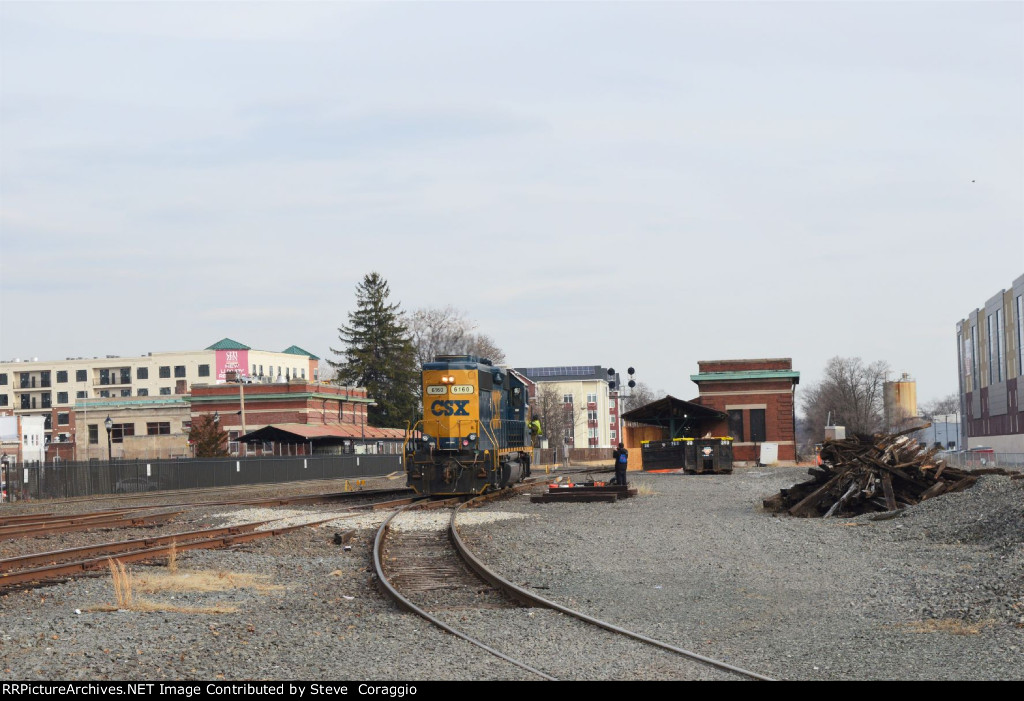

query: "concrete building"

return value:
[0, 338, 320, 460]
[690, 358, 800, 464]
[956, 274, 1024, 452]
[514, 365, 621, 449]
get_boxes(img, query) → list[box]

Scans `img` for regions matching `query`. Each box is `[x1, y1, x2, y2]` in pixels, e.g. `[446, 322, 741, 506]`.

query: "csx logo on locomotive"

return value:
[430, 399, 470, 416]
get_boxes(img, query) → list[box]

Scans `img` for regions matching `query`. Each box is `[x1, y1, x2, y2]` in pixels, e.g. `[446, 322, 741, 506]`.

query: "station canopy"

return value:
[238, 423, 406, 445]
[621, 395, 727, 438]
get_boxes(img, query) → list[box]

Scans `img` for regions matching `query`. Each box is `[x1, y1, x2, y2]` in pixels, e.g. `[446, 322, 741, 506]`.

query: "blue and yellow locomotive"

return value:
[404, 355, 532, 495]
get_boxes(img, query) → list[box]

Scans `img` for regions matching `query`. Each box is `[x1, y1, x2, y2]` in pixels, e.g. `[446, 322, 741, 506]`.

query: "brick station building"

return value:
[690, 358, 800, 465]
[189, 381, 405, 455]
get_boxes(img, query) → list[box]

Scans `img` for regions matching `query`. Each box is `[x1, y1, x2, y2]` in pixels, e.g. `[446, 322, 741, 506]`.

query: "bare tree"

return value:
[801, 356, 890, 438]
[531, 384, 586, 448]
[408, 306, 506, 368]
[920, 392, 959, 418]
[621, 381, 660, 413]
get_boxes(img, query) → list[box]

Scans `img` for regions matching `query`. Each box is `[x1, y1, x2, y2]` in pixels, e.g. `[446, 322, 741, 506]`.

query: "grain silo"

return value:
[884, 372, 918, 429]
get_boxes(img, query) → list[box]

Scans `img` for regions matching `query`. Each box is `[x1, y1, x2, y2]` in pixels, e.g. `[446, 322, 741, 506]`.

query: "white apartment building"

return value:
[0, 338, 320, 452]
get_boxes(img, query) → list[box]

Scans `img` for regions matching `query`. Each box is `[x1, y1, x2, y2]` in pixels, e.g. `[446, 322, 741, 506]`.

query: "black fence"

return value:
[3, 454, 405, 501]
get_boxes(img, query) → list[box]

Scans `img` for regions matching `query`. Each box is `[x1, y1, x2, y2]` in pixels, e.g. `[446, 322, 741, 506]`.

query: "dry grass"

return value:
[107, 558, 133, 608]
[167, 540, 178, 573]
[633, 482, 658, 496]
[132, 569, 282, 594]
[895, 619, 994, 635]
[92, 556, 280, 615]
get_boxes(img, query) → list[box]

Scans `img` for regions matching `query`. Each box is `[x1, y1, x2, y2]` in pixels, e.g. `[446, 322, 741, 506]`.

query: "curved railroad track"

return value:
[373, 486, 775, 681]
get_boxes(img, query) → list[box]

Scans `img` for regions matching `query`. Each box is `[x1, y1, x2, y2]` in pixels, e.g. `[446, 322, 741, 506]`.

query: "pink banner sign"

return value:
[216, 349, 249, 382]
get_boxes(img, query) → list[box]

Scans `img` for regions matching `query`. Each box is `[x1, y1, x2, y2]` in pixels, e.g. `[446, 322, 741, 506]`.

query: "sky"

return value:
[1, 1, 1022, 411]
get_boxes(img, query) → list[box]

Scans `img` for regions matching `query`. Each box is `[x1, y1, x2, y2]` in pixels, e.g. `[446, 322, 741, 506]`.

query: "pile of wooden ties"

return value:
[764, 427, 1014, 518]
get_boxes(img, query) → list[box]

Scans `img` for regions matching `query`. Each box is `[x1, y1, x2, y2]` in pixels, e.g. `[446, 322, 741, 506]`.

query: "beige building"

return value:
[514, 366, 620, 449]
[0, 338, 320, 455]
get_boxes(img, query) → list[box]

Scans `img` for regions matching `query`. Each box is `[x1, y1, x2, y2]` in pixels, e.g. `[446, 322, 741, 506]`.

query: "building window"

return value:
[89, 425, 98, 444]
[1018, 295, 1023, 378]
[99, 390, 110, 398]
[610, 429, 617, 441]
[57, 392, 68, 404]
[56, 370, 68, 383]
[588, 410, 598, 422]
[120, 368, 131, 384]
[198, 364, 210, 377]
[563, 394, 574, 404]
[159, 366, 171, 379]
[301, 369, 306, 379]
[76, 391, 87, 399]
[120, 389, 131, 397]
[57, 412, 70, 426]
[137, 367, 148, 380]
[110, 423, 135, 443]
[728, 410, 744, 441]
[159, 387, 171, 396]
[147, 422, 171, 435]
[137, 388, 149, 396]
[587, 393, 597, 404]
[0, 373, 6, 385]
[41, 392, 51, 409]
[750, 409, 766, 443]
[588, 427, 598, 439]
[174, 365, 186, 378]
[76, 369, 87, 382]
[40, 371, 51, 387]
[0, 394, 7, 406]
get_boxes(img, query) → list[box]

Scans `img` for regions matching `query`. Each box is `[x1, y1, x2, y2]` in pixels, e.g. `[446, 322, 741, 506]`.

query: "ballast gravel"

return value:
[0, 467, 1021, 681]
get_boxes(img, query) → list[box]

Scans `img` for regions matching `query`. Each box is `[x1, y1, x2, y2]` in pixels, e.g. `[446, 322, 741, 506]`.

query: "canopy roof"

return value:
[622, 395, 727, 429]
[238, 423, 406, 443]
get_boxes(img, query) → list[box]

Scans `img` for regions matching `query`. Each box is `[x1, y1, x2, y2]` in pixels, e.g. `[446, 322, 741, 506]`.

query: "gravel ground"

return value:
[1, 467, 1021, 681]
[461, 467, 1024, 681]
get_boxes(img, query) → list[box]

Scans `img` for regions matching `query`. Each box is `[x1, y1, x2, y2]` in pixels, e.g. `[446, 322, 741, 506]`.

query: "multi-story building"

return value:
[0, 338, 320, 458]
[514, 365, 620, 448]
[956, 274, 1024, 452]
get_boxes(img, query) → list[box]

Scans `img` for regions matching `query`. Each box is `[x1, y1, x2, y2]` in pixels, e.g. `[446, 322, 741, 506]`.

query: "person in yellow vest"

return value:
[529, 417, 542, 447]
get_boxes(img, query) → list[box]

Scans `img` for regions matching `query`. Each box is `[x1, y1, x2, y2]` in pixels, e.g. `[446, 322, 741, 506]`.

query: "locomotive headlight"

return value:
[467, 432, 478, 442]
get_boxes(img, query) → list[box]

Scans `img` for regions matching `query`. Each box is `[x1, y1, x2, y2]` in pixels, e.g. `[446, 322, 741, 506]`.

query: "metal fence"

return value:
[937, 452, 1024, 471]
[2, 454, 405, 502]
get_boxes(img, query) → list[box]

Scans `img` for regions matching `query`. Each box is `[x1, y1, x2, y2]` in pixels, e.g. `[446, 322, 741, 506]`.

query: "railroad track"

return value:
[373, 486, 775, 681]
[0, 491, 427, 592]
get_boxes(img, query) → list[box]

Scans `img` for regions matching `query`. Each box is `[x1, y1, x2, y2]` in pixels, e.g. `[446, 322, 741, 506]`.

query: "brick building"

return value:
[190, 381, 404, 455]
[690, 358, 800, 464]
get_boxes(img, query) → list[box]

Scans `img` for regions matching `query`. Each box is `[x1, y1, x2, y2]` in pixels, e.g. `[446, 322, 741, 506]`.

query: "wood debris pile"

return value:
[764, 427, 1013, 518]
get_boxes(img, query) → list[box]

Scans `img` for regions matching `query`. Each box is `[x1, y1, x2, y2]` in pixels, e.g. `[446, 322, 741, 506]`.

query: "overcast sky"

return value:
[1, 1, 1021, 409]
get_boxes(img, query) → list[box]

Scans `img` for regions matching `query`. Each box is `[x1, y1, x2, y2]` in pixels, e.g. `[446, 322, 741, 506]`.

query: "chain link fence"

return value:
[2, 453, 405, 502]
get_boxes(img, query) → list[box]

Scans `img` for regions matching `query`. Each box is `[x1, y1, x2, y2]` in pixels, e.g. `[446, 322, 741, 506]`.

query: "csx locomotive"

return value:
[404, 354, 532, 495]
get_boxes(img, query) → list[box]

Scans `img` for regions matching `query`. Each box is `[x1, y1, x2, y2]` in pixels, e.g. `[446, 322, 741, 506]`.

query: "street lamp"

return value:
[104, 415, 113, 462]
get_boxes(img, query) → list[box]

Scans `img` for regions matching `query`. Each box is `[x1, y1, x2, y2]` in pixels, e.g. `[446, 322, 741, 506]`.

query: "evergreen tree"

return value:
[190, 413, 229, 458]
[329, 272, 419, 428]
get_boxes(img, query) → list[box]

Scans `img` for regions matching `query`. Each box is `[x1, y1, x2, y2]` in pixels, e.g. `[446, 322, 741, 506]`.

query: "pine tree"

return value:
[190, 413, 229, 458]
[329, 272, 420, 428]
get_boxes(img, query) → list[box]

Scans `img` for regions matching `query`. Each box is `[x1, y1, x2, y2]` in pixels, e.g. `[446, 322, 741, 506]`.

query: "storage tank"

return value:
[884, 372, 918, 429]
